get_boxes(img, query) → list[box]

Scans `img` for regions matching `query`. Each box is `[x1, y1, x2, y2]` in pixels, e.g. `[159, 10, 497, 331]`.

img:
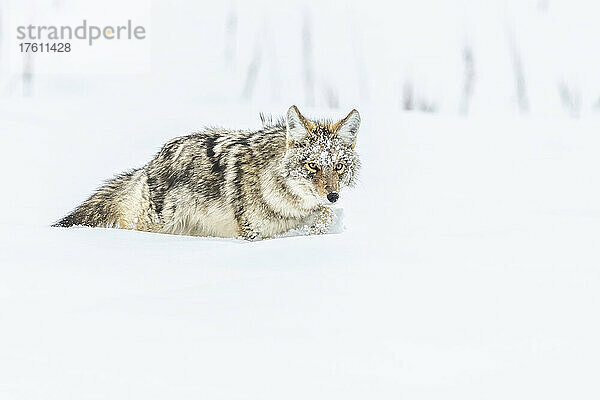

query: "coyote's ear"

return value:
[334, 109, 360, 148]
[286, 105, 310, 144]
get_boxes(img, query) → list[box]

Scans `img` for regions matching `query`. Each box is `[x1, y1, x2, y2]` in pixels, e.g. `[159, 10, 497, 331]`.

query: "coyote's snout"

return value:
[54, 105, 361, 240]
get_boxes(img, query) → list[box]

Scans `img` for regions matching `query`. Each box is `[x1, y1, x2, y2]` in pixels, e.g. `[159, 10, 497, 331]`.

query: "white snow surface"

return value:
[4, 0, 600, 117]
[2, 97, 600, 399]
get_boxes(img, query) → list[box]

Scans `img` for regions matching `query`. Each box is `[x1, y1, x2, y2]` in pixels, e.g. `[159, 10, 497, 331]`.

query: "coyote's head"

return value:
[280, 105, 361, 205]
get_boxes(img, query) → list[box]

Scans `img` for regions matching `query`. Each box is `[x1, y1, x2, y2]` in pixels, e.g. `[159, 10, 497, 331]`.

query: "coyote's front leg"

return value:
[309, 206, 335, 235]
[236, 215, 263, 241]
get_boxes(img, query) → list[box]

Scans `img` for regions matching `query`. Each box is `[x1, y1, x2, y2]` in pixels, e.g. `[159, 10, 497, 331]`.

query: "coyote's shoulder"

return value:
[54, 106, 361, 239]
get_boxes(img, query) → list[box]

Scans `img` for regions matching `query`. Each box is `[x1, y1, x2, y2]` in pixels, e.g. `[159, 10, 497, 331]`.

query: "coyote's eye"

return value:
[306, 162, 318, 172]
[335, 162, 345, 173]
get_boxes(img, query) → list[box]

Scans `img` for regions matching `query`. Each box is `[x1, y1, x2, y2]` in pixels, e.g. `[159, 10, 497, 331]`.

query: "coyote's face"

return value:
[281, 105, 361, 205]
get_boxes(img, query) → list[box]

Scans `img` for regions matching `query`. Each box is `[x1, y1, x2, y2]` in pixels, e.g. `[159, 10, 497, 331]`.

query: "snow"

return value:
[4, 0, 600, 116]
[2, 96, 600, 399]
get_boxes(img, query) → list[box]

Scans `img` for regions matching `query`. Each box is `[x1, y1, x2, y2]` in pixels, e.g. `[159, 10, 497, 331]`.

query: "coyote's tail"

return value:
[53, 168, 153, 230]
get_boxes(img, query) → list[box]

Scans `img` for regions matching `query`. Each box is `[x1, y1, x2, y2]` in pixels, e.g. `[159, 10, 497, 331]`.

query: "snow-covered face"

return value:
[281, 106, 361, 205]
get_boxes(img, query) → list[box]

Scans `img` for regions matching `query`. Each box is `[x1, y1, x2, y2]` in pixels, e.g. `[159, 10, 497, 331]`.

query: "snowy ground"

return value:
[2, 98, 600, 399]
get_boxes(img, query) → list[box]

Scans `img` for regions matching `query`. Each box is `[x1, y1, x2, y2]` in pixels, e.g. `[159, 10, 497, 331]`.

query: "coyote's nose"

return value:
[327, 192, 339, 203]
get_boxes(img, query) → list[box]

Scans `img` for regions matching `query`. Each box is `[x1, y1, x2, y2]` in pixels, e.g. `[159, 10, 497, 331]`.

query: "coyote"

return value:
[54, 106, 361, 240]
